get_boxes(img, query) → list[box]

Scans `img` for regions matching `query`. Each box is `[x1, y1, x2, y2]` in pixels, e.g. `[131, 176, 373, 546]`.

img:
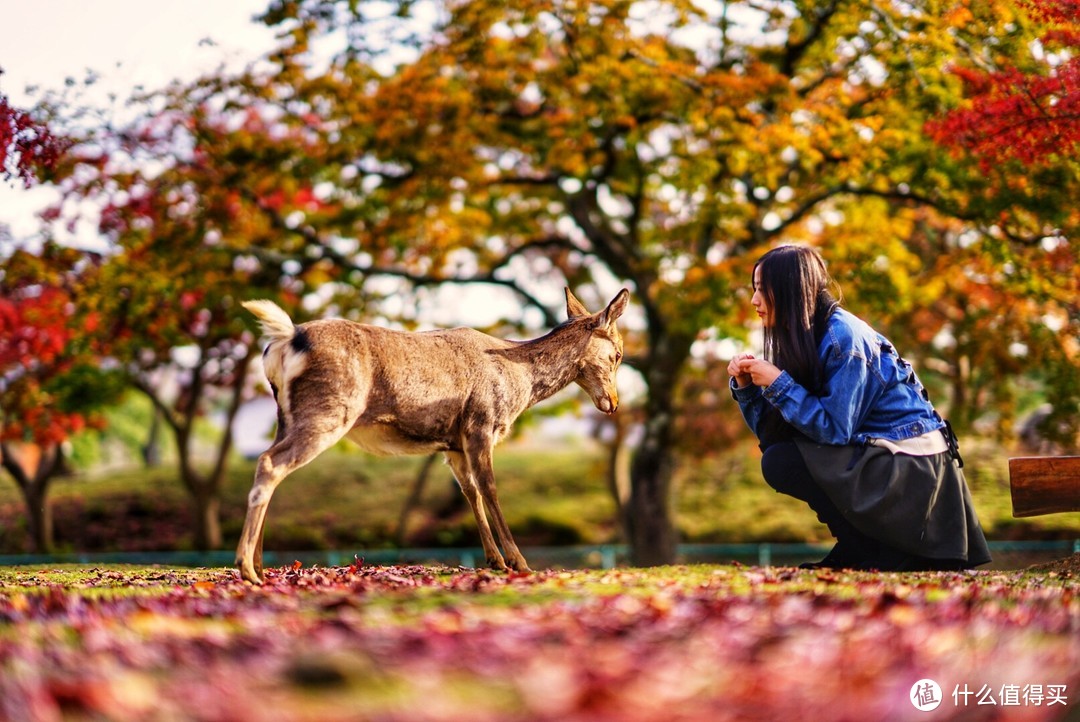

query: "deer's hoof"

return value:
[486, 558, 509, 572]
[237, 559, 265, 586]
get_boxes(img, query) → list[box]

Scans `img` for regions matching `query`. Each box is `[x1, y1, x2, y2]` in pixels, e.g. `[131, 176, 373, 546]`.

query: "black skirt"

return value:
[794, 439, 992, 565]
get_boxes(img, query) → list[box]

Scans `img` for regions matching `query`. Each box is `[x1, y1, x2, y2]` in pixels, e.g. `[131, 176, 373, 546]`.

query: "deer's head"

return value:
[566, 288, 630, 415]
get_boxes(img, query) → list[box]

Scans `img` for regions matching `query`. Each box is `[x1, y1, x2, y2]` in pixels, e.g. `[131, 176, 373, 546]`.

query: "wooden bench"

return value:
[1009, 456, 1080, 517]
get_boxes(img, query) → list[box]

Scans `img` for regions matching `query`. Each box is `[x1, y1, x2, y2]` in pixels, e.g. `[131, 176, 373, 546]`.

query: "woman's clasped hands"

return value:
[727, 352, 783, 389]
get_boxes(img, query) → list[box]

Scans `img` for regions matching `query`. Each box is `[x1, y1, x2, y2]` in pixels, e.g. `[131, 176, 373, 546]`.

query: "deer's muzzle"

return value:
[597, 393, 618, 414]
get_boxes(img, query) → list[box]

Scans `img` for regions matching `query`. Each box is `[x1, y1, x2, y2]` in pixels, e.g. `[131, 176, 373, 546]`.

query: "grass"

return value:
[0, 435, 1076, 557]
[0, 564, 223, 604]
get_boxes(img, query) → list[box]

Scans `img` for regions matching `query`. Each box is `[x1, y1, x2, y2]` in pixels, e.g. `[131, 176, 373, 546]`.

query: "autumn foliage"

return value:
[0, 246, 109, 446]
[0, 289, 82, 445]
[0, 245, 121, 552]
[0, 73, 67, 186]
[927, 0, 1080, 167]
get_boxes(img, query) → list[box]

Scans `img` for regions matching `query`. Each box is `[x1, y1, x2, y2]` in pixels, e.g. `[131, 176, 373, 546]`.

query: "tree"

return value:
[923, 0, 1080, 448]
[236, 0, 1077, 563]
[30, 83, 349, 546]
[41, 100, 333, 550]
[0, 244, 120, 552]
[86, 248, 261, 551]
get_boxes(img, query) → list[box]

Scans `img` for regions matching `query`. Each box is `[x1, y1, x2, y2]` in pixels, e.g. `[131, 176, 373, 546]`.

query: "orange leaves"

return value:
[943, 5, 976, 27]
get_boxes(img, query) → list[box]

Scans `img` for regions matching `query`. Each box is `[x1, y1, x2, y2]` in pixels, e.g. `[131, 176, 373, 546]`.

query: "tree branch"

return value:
[0, 441, 30, 491]
[128, 373, 184, 436]
[241, 190, 567, 327]
[781, 0, 841, 78]
[208, 349, 255, 489]
[760, 182, 978, 241]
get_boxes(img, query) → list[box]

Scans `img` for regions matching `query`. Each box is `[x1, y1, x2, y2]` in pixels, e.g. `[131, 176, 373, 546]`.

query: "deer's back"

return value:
[281, 318, 531, 454]
[298, 317, 516, 378]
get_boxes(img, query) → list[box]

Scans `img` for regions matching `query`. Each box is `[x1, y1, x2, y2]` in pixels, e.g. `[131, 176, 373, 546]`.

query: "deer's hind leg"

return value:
[236, 415, 351, 584]
[445, 451, 507, 571]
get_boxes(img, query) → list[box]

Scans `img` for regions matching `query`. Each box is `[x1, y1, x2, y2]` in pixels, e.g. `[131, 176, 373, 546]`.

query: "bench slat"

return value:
[1009, 456, 1080, 517]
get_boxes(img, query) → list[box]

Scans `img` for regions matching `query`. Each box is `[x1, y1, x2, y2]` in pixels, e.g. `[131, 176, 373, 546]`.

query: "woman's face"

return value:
[751, 266, 773, 327]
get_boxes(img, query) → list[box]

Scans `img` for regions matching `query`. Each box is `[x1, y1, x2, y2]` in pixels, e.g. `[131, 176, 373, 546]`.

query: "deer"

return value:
[236, 287, 630, 584]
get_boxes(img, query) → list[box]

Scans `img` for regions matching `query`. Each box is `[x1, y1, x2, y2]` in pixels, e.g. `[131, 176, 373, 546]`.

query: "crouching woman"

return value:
[728, 245, 991, 571]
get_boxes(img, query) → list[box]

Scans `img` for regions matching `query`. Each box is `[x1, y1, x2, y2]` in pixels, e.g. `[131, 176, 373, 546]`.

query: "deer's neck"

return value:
[512, 322, 589, 407]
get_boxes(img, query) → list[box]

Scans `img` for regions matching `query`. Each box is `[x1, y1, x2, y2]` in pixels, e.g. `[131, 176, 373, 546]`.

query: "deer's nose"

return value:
[601, 393, 618, 414]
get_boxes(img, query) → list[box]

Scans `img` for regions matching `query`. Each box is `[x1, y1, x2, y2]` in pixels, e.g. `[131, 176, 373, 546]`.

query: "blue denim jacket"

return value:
[731, 308, 944, 445]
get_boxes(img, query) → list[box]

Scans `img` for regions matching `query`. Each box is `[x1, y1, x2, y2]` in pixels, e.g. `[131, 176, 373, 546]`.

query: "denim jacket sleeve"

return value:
[760, 350, 883, 445]
[730, 377, 770, 437]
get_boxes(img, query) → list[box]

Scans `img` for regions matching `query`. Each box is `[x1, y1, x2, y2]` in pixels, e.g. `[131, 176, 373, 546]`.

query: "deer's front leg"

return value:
[467, 443, 531, 573]
[446, 451, 507, 571]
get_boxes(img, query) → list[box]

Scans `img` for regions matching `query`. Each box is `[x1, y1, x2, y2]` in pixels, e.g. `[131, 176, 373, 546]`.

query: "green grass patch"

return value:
[0, 436, 1075, 557]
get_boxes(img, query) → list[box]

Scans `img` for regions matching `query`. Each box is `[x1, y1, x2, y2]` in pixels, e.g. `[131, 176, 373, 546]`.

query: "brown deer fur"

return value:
[236, 288, 630, 584]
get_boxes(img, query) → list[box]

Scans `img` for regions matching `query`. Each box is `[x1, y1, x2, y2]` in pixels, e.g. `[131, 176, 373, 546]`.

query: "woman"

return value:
[728, 245, 991, 571]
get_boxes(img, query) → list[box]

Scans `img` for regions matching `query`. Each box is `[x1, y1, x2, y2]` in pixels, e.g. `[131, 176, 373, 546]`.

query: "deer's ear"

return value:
[565, 287, 590, 319]
[598, 289, 630, 328]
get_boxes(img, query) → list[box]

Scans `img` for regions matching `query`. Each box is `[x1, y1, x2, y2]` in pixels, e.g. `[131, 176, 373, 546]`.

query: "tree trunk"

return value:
[627, 411, 678, 566]
[177, 431, 229, 551]
[396, 453, 440, 546]
[192, 488, 222, 551]
[141, 349, 255, 552]
[604, 413, 632, 543]
[141, 406, 163, 468]
[24, 482, 55, 554]
[626, 332, 691, 567]
[0, 441, 62, 553]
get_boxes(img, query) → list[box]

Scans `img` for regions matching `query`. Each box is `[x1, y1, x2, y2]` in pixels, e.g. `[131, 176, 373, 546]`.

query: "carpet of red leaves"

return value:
[0, 562, 1077, 721]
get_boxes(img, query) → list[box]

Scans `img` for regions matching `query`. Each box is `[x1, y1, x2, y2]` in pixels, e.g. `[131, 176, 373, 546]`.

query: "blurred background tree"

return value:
[1, 68, 68, 188]
[0, 244, 123, 552]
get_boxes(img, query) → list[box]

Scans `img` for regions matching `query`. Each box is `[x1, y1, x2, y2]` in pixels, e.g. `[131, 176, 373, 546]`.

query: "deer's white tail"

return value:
[243, 299, 306, 393]
[242, 300, 295, 341]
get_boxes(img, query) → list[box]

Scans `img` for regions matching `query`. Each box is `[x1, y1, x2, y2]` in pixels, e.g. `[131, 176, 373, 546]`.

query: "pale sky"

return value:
[1, 0, 276, 105]
[0, 0, 277, 244]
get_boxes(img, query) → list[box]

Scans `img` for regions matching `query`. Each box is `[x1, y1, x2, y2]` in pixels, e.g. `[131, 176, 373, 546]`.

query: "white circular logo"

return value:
[911, 679, 943, 712]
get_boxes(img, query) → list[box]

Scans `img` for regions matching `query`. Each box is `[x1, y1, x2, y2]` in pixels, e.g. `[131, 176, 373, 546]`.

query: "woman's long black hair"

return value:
[755, 245, 842, 395]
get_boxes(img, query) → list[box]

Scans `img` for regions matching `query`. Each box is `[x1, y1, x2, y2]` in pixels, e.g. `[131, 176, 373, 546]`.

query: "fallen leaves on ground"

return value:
[0, 562, 1077, 721]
